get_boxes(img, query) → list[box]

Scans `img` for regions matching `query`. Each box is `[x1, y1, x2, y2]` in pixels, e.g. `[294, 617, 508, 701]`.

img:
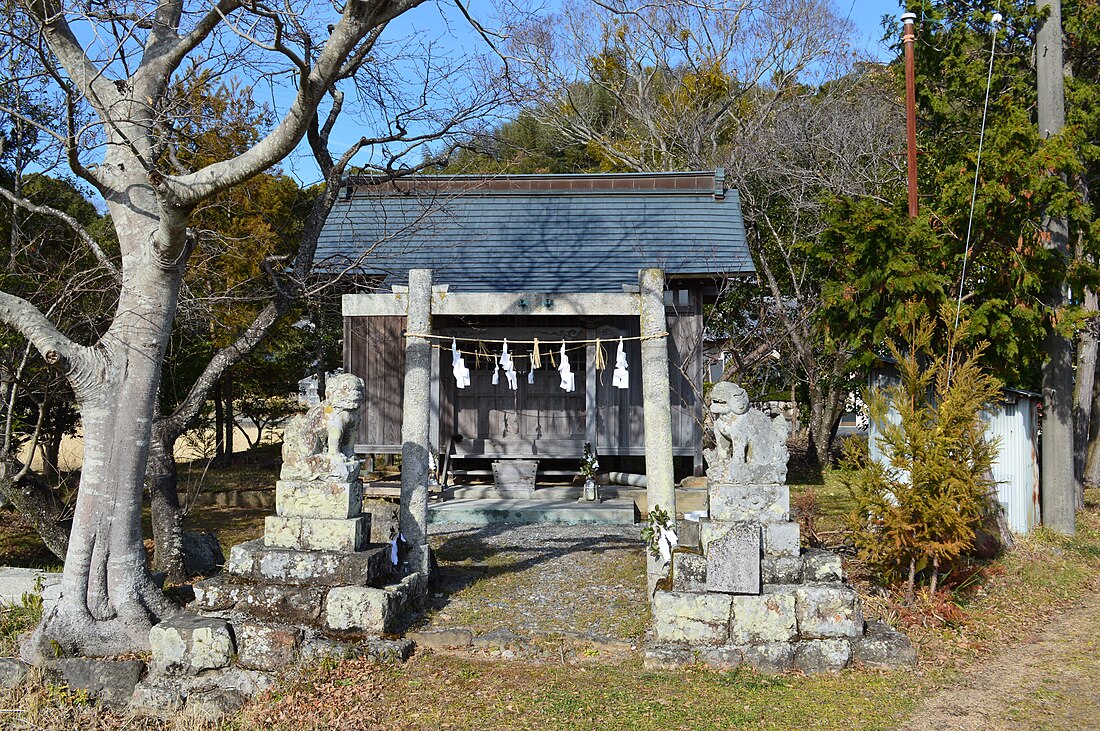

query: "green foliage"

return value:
[838, 314, 1002, 596]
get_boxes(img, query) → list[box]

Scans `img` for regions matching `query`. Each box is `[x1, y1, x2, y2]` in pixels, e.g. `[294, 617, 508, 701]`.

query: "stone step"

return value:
[226, 539, 392, 587]
[428, 497, 637, 526]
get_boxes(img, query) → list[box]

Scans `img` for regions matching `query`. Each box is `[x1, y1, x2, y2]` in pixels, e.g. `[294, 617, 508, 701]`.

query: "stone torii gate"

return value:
[350, 267, 677, 590]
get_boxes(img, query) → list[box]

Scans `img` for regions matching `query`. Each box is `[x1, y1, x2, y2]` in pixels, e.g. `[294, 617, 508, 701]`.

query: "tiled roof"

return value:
[314, 170, 753, 292]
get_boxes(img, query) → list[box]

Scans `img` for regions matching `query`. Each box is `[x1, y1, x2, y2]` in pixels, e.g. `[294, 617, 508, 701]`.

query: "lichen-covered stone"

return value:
[130, 684, 184, 717]
[149, 615, 234, 676]
[192, 575, 324, 624]
[280, 373, 363, 482]
[698, 645, 744, 669]
[708, 484, 790, 523]
[235, 622, 301, 671]
[763, 522, 800, 557]
[227, 539, 389, 586]
[652, 591, 732, 645]
[325, 586, 398, 633]
[676, 517, 703, 551]
[0, 658, 28, 689]
[793, 639, 851, 674]
[802, 549, 844, 582]
[705, 522, 761, 594]
[407, 628, 473, 649]
[794, 584, 864, 639]
[48, 658, 144, 708]
[762, 555, 802, 584]
[729, 589, 796, 643]
[642, 644, 697, 670]
[851, 620, 917, 669]
[703, 381, 789, 485]
[671, 550, 707, 592]
[362, 499, 401, 544]
[264, 514, 367, 552]
[276, 479, 364, 520]
[741, 642, 794, 674]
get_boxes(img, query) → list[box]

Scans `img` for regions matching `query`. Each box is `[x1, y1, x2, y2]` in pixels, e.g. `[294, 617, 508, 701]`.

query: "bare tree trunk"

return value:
[806, 380, 845, 467]
[223, 373, 234, 465]
[0, 459, 69, 560]
[1085, 368, 1100, 487]
[1073, 288, 1098, 508]
[22, 227, 180, 659]
[148, 421, 186, 584]
[213, 382, 225, 464]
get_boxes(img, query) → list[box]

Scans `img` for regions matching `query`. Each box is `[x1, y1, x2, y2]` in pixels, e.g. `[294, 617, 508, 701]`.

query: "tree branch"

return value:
[0, 290, 80, 370]
[0, 186, 119, 278]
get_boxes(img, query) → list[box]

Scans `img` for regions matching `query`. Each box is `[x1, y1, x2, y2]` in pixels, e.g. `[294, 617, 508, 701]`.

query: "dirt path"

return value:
[900, 589, 1100, 731]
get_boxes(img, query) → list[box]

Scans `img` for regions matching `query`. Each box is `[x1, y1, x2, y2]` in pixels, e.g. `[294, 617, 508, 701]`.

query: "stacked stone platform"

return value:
[188, 472, 421, 671]
[648, 480, 915, 674]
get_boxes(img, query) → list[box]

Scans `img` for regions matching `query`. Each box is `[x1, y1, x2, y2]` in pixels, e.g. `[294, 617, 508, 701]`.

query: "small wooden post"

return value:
[400, 268, 433, 574]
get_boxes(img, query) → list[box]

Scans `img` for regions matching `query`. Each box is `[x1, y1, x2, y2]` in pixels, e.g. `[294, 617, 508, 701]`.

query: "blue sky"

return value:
[272, 0, 909, 185]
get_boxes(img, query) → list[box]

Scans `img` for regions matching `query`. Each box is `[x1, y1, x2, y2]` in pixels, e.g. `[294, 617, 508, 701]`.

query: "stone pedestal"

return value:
[192, 463, 425, 668]
[648, 385, 915, 674]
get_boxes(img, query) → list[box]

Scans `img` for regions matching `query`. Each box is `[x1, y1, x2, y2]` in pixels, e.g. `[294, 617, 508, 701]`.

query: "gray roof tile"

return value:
[314, 172, 753, 292]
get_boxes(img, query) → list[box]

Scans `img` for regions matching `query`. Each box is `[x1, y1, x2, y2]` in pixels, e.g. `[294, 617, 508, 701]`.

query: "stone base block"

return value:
[47, 658, 144, 708]
[325, 586, 399, 633]
[793, 639, 851, 674]
[264, 515, 367, 552]
[149, 615, 234, 676]
[763, 522, 800, 557]
[709, 483, 789, 523]
[742, 642, 794, 674]
[227, 539, 390, 586]
[704, 522, 761, 595]
[802, 549, 844, 582]
[671, 550, 707, 592]
[276, 479, 364, 520]
[851, 620, 917, 668]
[730, 589, 797, 643]
[642, 644, 697, 670]
[362, 499, 400, 544]
[193, 575, 324, 624]
[652, 591, 732, 645]
[762, 555, 802, 584]
[794, 584, 864, 639]
[235, 622, 301, 671]
[698, 645, 744, 669]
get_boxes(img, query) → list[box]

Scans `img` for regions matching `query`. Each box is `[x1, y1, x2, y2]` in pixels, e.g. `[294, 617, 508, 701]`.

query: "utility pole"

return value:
[902, 12, 919, 218]
[1037, 0, 1076, 535]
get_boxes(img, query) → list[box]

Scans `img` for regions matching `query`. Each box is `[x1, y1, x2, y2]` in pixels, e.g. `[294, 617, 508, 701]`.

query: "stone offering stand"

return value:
[646, 382, 915, 674]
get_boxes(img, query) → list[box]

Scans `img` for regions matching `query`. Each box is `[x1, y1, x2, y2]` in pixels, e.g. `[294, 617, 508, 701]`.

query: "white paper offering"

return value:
[451, 339, 471, 389]
[612, 336, 629, 389]
[491, 356, 500, 386]
[501, 340, 518, 390]
[558, 343, 575, 392]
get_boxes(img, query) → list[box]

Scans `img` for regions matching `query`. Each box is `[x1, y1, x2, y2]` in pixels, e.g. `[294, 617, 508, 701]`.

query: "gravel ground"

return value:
[416, 523, 649, 652]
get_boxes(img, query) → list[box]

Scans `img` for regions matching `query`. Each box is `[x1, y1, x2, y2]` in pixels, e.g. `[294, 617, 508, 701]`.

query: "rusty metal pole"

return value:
[903, 12, 918, 218]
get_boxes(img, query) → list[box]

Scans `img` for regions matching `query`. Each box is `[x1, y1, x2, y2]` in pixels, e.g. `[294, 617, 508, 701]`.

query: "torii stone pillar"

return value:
[400, 268, 433, 576]
[639, 268, 676, 595]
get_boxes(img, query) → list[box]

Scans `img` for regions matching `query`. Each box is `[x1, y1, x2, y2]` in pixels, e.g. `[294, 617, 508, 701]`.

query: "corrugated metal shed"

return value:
[314, 170, 753, 292]
[868, 364, 1041, 534]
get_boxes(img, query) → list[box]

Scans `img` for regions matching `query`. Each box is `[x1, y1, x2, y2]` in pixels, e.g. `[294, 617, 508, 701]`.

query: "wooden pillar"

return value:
[400, 269, 433, 574]
[639, 268, 676, 594]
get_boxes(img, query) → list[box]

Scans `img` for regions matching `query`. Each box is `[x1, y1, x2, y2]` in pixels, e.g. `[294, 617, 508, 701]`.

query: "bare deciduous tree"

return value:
[508, 0, 905, 463]
[0, 0, 505, 659]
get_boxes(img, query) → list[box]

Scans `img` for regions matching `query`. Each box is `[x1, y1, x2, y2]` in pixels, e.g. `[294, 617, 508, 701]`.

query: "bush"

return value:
[838, 317, 1002, 602]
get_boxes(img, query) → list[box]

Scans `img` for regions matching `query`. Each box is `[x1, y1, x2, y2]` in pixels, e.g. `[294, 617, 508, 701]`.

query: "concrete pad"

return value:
[0, 567, 60, 607]
[428, 497, 636, 526]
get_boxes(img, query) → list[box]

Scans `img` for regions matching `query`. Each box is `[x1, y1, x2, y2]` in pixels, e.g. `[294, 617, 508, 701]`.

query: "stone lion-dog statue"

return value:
[704, 381, 789, 485]
[280, 373, 365, 482]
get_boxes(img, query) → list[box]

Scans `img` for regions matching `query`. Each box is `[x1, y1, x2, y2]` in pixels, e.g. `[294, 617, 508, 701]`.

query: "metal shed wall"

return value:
[868, 366, 1041, 534]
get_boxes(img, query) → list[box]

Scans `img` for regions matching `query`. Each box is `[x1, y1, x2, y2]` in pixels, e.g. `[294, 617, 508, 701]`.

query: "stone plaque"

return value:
[705, 522, 761, 595]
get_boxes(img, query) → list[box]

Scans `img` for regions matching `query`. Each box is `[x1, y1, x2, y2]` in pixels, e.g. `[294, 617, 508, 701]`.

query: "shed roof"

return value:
[315, 170, 753, 293]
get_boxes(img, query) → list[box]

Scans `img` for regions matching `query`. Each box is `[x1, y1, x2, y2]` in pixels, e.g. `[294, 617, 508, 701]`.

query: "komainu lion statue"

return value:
[280, 374, 365, 481]
[703, 381, 789, 485]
